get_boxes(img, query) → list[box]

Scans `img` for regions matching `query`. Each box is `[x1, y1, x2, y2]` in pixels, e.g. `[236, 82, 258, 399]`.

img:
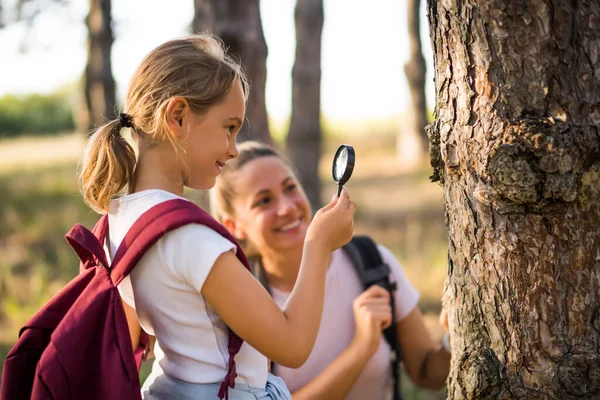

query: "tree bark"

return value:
[85, 0, 116, 132]
[428, 0, 600, 398]
[400, 0, 429, 167]
[192, 0, 271, 144]
[286, 0, 324, 211]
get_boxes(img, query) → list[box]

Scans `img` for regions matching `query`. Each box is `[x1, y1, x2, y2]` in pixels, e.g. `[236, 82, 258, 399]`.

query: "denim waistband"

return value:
[142, 372, 292, 400]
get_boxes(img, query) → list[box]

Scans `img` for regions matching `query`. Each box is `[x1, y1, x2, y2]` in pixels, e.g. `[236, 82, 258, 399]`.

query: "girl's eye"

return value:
[285, 184, 297, 192]
[227, 125, 236, 133]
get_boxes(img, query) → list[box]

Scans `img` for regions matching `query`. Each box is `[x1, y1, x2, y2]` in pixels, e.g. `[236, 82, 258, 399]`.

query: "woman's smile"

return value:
[275, 218, 303, 233]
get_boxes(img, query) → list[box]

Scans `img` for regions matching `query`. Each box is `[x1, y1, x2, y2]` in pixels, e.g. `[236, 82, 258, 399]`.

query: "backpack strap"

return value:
[65, 223, 109, 270]
[108, 198, 250, 400]
[342, 235, 403, 400]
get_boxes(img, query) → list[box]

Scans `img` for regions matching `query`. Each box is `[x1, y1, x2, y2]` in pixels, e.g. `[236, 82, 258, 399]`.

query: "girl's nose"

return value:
[228, 140, 239, 159]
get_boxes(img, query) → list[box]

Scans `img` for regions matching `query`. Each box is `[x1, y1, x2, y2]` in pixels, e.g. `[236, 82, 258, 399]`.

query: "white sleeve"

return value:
[377, 244, 420, 321]
[160, 224, 237, 292]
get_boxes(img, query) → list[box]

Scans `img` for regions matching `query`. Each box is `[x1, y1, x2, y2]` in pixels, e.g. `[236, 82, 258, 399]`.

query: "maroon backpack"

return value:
[1, 198, 250, 400]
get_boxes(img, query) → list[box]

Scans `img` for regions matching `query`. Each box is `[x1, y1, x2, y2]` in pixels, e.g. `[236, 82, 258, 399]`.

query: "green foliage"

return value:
[0, 164, 98, 332]
[0, 92, 76, 137]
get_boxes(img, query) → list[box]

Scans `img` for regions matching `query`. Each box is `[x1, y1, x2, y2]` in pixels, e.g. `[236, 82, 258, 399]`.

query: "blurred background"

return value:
[0, 0, 447, 397]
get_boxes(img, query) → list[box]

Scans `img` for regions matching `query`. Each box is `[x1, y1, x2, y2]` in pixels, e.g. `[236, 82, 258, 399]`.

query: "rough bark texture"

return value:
[427, 0, 600, 398]
[85, 0, 116, 132]
[403, 0, 429, 155]
[286, 0, 324, 211]
[192, 0, 271, 144]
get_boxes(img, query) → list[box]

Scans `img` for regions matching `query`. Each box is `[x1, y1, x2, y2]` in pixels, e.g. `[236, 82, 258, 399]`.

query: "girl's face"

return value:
[224, 156, 312, 255]
[181, 78, 246, 190]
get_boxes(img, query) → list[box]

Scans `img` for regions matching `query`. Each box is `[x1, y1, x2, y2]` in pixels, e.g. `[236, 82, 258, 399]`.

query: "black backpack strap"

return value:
[343, 235, 403, 400]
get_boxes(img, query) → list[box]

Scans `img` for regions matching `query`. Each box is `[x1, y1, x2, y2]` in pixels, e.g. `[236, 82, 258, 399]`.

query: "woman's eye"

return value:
[227, 125, 236, 133]
[254, 197, 271, 207]
[285, 184, 297, 192]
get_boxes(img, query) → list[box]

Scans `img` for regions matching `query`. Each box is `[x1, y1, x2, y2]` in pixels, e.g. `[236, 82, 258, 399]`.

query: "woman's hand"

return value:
[439, 292, 450, 331]
[351, 285, 392, 356]
[439, 307, 449, 331]
[306, 188, 355, 253]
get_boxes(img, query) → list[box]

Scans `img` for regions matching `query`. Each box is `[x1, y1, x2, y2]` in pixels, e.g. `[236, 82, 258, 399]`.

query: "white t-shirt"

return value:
[106, 189, 267, 388]
[271, 245, 419, 400]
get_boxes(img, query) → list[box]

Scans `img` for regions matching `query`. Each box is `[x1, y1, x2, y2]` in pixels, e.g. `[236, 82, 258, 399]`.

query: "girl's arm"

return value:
[202, 241, 328, 368]
[397, 308, 450, 389]
[122, 299, 141, 351]
[202, 190, 355, 368]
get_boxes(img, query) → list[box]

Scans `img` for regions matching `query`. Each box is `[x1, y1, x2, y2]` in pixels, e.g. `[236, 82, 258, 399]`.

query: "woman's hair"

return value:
[79, 34, 249, 213]
[210, 140, 294, 223]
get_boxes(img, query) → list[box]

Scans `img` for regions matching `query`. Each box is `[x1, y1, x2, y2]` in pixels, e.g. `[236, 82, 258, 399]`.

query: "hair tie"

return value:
[119, 113, 133, 128]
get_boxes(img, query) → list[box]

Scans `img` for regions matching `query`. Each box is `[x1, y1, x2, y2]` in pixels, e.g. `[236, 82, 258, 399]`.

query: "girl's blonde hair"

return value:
[79, 35, 249, 213]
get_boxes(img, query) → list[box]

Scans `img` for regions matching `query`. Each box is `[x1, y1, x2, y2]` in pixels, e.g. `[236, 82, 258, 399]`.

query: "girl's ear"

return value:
[222, 216, 248, 240]
[165, 97, 188, 137]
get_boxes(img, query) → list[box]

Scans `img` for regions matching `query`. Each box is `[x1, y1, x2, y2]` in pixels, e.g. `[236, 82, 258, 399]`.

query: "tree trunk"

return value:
[428, 0, 600, 398]
[85, 0, 116, 132]
[286, 0, 324, 211]
[192, 0, 271, 144]
[400, 0, 429, 168]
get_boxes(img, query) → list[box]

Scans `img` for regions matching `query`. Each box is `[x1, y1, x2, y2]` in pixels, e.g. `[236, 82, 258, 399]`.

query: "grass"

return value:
[0, 131, 448, 398]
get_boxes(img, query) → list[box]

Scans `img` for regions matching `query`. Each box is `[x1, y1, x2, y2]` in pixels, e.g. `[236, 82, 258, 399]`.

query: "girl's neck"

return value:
[260, 246, 304, 292]
[132, 146, 184, 196]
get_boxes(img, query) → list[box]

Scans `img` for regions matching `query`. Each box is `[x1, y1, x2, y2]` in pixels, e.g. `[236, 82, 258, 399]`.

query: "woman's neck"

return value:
[260, 246, 304, 292]
[132, 146, 184, 196]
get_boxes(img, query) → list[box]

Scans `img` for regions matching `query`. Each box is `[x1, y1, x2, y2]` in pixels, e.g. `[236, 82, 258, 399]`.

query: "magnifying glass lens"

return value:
[332, 144, 355, 197]
[335, 148, 348, 181]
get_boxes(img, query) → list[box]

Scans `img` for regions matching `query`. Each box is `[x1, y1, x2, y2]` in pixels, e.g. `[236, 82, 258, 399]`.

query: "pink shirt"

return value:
[270, 244, 419, 400]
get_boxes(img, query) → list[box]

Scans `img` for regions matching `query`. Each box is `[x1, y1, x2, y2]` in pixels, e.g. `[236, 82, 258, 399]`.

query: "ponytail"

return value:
[79, 119, 137, 214]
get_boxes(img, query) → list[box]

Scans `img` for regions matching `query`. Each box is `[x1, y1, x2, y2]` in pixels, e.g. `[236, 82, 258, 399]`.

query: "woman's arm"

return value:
[397, 308, 450, 389]
[202, 190, 355, 368]
[289, 285, 392, 399]
[289, 339, 372, 400]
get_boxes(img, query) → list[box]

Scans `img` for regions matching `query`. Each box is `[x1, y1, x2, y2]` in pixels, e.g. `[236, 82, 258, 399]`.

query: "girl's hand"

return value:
[306, 188, 355, 253]
[351, 285, 392, 356]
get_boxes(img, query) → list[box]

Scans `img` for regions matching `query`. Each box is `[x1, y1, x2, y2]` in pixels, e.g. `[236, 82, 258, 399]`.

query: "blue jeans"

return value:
[142, 373, 292, 400]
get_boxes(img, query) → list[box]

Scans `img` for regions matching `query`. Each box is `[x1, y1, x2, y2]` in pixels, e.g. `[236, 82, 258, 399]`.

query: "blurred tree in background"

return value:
[285, 0, 324, 211]
[192, 0, 272, 144]
[0, 0, 115, 134]
[399, 0, 428, 170]
[428, 0, 600, 398]
[84, 0, 116, 132]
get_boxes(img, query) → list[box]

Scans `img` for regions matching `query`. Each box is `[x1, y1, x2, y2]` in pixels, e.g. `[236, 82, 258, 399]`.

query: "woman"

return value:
[211, 141, 450, 400]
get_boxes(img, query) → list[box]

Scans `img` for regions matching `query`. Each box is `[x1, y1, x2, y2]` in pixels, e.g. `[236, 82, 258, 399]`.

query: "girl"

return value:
[211, 141, 451, 400]
[78, 35, 355, 399]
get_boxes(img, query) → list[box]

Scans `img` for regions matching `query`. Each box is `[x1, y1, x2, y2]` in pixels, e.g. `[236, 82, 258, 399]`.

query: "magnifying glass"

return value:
[332, 144, 355, 197]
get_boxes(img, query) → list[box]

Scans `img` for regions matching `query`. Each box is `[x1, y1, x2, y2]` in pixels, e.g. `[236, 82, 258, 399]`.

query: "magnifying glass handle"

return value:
[337, 184, 343, 197]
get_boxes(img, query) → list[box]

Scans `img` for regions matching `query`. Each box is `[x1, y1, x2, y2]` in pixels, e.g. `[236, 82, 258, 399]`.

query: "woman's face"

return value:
[225, 156, 312, 255]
